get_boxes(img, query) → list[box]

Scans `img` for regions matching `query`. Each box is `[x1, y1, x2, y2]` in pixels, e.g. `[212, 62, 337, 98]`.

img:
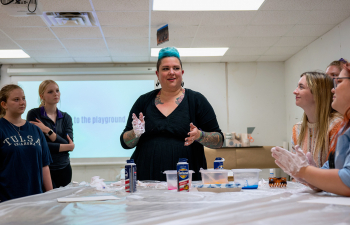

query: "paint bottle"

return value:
[214, 157, 225, 169]
[125, 159, 137, 193]
[177, 158, 189, 192]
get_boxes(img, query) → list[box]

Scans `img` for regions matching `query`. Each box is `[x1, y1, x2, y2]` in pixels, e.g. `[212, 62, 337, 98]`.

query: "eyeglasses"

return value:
[333, 77, 350, 88]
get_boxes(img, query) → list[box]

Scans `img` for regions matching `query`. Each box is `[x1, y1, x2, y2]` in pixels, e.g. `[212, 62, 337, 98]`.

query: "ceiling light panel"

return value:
[0, 50, 30, 58]
[153, 0, 265, 11]
[151, 48, 229, 57]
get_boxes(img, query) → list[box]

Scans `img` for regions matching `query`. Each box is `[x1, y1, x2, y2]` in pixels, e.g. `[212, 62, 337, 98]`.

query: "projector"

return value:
[0, 0, 42, 16]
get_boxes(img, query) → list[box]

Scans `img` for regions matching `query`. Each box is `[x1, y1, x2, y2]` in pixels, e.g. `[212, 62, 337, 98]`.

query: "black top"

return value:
[120, 88, 223, 181]
[27, 107, 73, 171]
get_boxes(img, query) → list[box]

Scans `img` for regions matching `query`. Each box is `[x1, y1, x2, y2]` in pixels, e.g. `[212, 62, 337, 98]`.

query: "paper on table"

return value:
[57, 196, 119, 203]
[299, 197, 350, 206]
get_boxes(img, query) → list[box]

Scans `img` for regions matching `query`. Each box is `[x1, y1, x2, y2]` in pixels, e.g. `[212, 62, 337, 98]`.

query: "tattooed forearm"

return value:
[198, 131, 223, 149]
[123, 130, 140, 148]
[175, 88, 185, 105]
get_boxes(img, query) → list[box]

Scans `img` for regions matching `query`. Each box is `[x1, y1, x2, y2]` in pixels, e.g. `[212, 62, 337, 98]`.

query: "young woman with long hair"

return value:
[27, 80, 74, 189]
[0, 84, 52, 202]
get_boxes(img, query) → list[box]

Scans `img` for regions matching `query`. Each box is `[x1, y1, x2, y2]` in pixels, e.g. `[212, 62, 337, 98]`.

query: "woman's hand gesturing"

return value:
[132, 112, 145, 137]
[185, 123, 201, 146]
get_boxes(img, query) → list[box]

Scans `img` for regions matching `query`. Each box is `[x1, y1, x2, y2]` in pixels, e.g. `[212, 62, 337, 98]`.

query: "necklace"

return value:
[7, 120, 22, 138]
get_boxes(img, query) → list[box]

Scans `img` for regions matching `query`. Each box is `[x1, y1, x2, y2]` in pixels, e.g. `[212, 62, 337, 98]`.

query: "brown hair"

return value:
[156, 57, 183, 72]
[297, 72, 341, 163]
[0, 84, 23, 118]
[38, 80, 59, 107]
[327, 61, 342, 72]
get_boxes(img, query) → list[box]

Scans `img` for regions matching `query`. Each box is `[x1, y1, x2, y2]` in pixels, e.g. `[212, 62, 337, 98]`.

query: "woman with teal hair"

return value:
[120, 47, 223, 181]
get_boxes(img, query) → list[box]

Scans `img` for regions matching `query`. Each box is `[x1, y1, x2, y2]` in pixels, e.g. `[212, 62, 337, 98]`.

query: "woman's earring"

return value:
[156, 80, 160, 87]
[181, 81, 184, 87]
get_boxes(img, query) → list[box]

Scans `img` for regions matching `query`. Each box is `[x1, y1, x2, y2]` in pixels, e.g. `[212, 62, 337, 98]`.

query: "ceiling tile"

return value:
[152, 12, 204, 27]
[196, 26, 246, 38]
[61, 39, 106, 49]
[74, 57, 113, 63]
[102, 26, 149, 38]
[0, 30, 9, 39]
[243, 25, 294, 37]
[112, 56, 150, 63]
[0, 58, 37, 63]
[16, 39, 63, 50]
[68, 48, 110, 57]
[106, 38, 148, 48]
[52, 27, 103, 39]
[225, 47, 269, 55]
[274, 36, 318, 46]
[181, 57, 222, 63]
[34, 57, 75, 63]
[201, 11, 257, 26]
[40, 0, 93, 11]
[285, 25, 334, 36]
[220, 55, 260, 62]
[25, 49, 70, 57]
[264, 46, 303, 55]
[191, 37, 238, 47]
[97, 12, 149, 26]
[1, 27, 56, 39]
[109, 47, 149, 56]
[257, 55, 292, 61]
[192, 37, 280, 48]
[0, 16, 46, 27]
[314, 0, 350, 10]
[92, 0, 149, 11]
[0, 39, 20, 49]
[298, 11, 350, 25]
[233, 37, 281, 47]
[259, 0, 321, 10]
[250, 11, 307, 25]
[150, 37, 193, 48]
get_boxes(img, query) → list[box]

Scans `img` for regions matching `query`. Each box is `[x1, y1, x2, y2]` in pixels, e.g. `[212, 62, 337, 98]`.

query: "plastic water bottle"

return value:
[125, 159, 137, 193]
[177, 158, 189, 192]
[214, 157, 225, 169]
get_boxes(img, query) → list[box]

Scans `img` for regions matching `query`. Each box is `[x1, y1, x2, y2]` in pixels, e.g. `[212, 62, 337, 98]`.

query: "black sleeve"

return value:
[54, 114, 73, 144]
[26, 108, 37, 122]
[120, 96, 143, 149]
[194, 92, 223, 138]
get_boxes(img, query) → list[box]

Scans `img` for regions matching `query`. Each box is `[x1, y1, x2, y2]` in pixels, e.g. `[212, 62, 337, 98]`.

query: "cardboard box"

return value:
[204, 146, 277, 169]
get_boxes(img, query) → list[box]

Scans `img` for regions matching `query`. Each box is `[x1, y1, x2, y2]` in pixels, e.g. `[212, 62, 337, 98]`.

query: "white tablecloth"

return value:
[1, 182, 349, 225]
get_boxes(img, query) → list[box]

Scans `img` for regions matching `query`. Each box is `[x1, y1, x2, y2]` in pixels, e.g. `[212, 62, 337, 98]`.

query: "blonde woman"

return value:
[27, 80, 74, 189]
[0, 84, 52, 202]
[272, 63, 350, 196]
[291, 72, 342, 168]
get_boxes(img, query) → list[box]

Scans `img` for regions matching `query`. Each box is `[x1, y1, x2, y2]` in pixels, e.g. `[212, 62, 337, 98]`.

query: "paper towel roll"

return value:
[283, 141, 288, 150]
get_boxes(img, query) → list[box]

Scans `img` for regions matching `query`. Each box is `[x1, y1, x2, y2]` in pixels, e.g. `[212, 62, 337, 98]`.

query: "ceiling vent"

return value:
[42, 12, 97, 27]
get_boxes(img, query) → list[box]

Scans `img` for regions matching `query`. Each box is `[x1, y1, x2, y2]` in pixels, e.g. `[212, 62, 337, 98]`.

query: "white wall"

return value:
[227, 62, 286, 146]
[1, 61, 286, 181]
[284, 16, 350, 149]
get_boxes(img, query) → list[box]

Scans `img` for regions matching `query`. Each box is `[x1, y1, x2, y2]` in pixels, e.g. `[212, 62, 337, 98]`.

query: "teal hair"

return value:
[156, 47, 183, 71]
[158, 47, 180, 60]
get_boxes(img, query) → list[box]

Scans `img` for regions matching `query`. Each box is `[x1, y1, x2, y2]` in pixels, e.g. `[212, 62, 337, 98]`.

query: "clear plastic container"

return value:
[163, 170, 195, 190]
[199, 169, 230, 184]
[231, 169, 262, 189]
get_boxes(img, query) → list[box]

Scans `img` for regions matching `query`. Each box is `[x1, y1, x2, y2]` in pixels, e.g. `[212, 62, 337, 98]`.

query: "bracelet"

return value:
[196, 129, 205, 142]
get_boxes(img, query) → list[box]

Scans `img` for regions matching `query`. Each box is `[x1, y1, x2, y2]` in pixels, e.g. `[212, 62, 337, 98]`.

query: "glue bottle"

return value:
[177, 158, 189, 192]
[125, 159, 137, 193]
[269, 168, 275, 187]
[214, 157, 225, 169]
